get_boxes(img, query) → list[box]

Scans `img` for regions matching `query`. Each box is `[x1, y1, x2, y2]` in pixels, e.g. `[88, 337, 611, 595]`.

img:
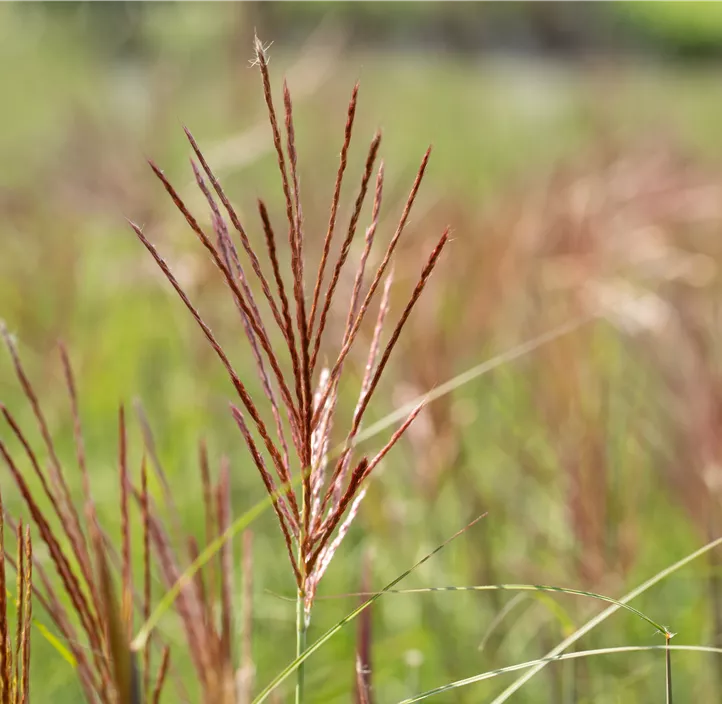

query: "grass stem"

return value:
[295, 588, 307, 704]
[666, 635, 673, 704]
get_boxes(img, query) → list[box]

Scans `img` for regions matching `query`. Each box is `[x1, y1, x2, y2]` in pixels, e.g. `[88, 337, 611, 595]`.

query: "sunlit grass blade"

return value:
[350, 315, 593, 451]
[251, 515, 486, 704]
[33, 623, 77, 669]
[478, 593, 528, 653]
[2, 590, 77, 669]
[314, 583, 671, 637]
[490, 535, 722, 703]
[531, 593, 576, 640]
[398, 645, 722, 703]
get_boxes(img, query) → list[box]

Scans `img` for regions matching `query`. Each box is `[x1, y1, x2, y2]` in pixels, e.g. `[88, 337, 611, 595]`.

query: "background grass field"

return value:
[4, 3, 722, 702]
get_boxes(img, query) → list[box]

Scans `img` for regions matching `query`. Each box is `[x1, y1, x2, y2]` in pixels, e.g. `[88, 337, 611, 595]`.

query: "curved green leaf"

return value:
[399, 645, 722, 702]
[252, 515, 486, 704]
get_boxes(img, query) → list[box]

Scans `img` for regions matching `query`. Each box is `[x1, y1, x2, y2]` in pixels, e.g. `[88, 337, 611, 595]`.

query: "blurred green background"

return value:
[5, 2, 722, 702]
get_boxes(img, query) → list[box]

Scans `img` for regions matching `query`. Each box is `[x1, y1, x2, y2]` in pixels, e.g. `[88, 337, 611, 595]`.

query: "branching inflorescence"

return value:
[130, 36, 449, 620]
[0, 36, 450, 704]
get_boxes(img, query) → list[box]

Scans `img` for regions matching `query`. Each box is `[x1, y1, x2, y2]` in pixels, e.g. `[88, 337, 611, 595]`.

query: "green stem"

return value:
[295, 588, 307, 704]
[296, 462, 311, 704]
[666, 635, 673, 704]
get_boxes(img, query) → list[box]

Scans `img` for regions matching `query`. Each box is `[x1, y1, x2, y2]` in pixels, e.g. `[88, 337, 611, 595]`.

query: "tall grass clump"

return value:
[0, 329, 172, 703]
[129, 36, 449, 702]
[1, 320, 263, 702]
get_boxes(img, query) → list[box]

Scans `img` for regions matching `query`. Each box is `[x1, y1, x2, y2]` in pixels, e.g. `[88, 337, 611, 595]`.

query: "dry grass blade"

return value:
[151, 646, 170, 704]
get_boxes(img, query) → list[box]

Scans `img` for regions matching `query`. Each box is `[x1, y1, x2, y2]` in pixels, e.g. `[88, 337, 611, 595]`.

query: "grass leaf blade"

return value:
[252, 515, 486, 704]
